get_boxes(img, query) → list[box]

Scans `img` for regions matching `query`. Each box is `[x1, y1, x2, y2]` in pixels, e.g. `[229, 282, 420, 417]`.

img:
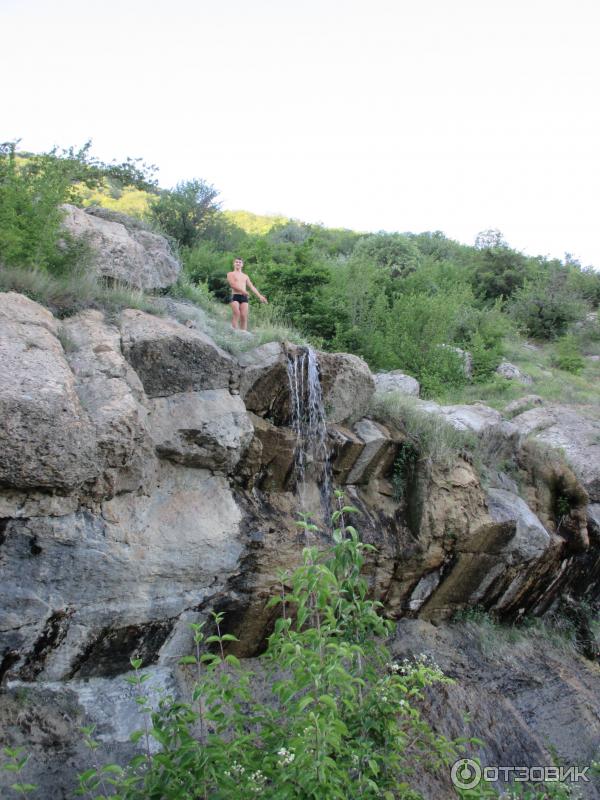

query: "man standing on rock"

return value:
[227, 257, 267, 332]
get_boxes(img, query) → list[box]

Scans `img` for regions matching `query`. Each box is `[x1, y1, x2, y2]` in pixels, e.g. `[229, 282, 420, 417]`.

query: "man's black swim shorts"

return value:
[231, 293, 249, 303]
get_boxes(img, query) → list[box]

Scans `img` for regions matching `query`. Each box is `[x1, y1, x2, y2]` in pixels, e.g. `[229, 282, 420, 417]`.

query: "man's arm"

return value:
[246, 277, 268, 303]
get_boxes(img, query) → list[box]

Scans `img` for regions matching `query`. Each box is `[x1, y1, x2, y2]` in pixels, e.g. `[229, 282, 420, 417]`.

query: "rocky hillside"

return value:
[1, 283, 599, 795]
[1, 207, 600, 795]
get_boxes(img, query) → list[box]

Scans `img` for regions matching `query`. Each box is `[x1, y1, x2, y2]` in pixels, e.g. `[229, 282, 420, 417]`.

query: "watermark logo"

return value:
[450, 759, 589, 789]
[451, 759, 482, 790]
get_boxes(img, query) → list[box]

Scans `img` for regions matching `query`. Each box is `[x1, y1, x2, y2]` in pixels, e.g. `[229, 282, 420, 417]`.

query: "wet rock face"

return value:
[61, 205, 181, 290]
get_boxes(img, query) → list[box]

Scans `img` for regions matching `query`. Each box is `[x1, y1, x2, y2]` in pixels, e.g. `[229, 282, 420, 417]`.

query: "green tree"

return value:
[352, 233, 421, 277]
[510, 268, 588, 339]
[149, 179, 220, 248]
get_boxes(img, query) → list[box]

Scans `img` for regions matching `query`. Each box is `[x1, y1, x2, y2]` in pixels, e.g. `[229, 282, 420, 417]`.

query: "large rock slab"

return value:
[0, 463, 243, 682]
[61, 310, 157, 498]
[485, 488, 551, 563]
[439, 403, 502, 435]
[61, 204, 181, 289]
[0, 293, 98, 493]
[531, 405, 600, 503]
[346, 419, 398, 484]
[149, 389, 253, 472]
[120, 309, 236, 397]
[504, 395, 543, 416]
[510, 406, 556, 436]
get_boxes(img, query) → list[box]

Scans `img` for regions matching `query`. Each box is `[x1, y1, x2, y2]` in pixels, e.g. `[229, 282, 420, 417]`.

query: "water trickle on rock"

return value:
[286, 346, 332, 517]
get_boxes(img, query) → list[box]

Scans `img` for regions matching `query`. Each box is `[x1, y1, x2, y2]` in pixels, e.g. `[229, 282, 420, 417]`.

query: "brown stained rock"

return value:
[120, 309, 236, 397]
[246, 413, 297, 491]
[346, 418, 398, 485]
[328, 424, 365, 484]
[0, 293, 98, 492]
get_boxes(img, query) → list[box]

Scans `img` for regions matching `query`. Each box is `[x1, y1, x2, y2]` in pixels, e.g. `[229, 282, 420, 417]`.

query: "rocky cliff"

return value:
[1, 290, 599, 797]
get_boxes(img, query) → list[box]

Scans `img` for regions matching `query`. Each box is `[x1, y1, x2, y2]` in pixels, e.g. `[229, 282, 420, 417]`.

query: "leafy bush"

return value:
[0, 143, 87, 275]
[551, 334, 585, 374]
[149, 179, 220, 248]
[351, 232, 422, 277]
[510, 270, 588, 339]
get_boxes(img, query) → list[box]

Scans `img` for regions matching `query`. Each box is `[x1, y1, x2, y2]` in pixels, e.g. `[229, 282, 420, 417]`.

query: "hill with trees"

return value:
[2, 140, 600, 404]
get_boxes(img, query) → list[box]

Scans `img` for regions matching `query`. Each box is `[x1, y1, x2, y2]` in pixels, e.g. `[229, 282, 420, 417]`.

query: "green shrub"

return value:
[148, 179, 220, 249]
[551, 334, 584, 374]
[0, 143, 88, 275]
[510, 271, 588, 340]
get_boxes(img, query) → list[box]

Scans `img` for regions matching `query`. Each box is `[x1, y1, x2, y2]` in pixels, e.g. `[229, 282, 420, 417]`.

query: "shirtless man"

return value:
[226, 257, 267, 331]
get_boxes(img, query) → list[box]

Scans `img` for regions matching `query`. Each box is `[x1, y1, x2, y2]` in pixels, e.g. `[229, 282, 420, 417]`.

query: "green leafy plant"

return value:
[551, 335, 584, 374]
[1, 748, 37, 795]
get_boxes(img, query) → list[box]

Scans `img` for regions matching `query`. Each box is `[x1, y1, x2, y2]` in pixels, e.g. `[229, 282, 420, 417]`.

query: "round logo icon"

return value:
[451, 758, 482, 790]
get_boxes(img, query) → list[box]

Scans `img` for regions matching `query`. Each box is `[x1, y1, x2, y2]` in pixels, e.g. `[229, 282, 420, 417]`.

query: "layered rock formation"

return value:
[61, 205, 181, 289]
[1, 291, 599, 796]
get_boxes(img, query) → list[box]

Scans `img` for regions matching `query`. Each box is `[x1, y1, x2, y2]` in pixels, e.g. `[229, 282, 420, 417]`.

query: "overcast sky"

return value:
[3, 0, 600, 266]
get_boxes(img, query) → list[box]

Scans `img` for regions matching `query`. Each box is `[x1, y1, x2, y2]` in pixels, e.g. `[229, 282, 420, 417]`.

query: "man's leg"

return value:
[231, 301, 240, 329]
[239, 302, 249, 331]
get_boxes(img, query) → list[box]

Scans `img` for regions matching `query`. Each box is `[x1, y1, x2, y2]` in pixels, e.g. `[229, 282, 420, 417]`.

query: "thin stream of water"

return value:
[286, 346, 332, 520]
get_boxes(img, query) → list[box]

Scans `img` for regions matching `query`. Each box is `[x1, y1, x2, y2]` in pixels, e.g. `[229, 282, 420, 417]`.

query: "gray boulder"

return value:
[496, 360, 533, 384]
[61, 204, 181, 289]
[0, 293, 98, 492]
[373, 370, 420, 397]
[505, 395, 543, 416]
[61, 310, 157, 498]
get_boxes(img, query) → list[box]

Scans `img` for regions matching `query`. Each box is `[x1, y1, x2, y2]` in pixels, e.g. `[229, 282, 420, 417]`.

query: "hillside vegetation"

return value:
[2, 140, 600, 402]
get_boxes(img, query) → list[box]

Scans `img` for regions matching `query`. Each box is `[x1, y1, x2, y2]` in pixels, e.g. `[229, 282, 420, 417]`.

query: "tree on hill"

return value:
[149, 179, 220, 248]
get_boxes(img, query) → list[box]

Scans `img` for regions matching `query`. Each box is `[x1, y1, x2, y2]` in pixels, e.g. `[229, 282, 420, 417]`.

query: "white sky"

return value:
[3, 0, 600, 266]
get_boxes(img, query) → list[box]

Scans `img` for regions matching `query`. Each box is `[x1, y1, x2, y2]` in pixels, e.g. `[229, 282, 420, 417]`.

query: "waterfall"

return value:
[286, 346, 332, 518]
